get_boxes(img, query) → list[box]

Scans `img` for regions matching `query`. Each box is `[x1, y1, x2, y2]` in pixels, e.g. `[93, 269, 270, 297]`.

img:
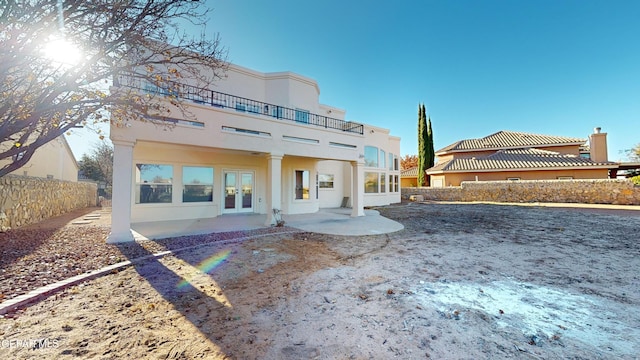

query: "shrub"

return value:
[632, 175, 640, 186]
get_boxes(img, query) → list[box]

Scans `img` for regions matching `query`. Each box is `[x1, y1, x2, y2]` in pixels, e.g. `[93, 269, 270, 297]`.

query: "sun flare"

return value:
[43, 36, 81, 66]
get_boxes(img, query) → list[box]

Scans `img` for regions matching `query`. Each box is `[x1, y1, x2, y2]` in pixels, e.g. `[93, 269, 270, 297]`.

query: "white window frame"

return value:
[182, 166, 214, 203]
[364, 146, 378, 167]
[365, 171, 379, 193]
[136, 163, 174, 204]
[319, 173, 335, 189]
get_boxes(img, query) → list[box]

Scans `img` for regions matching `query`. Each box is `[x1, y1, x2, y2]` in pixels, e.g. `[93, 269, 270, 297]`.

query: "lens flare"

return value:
[176, 249, 231, 289]
[43, 37, 81, 66]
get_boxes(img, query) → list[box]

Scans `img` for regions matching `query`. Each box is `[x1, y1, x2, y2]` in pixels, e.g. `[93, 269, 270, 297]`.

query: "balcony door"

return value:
[223, 170, 254, 213]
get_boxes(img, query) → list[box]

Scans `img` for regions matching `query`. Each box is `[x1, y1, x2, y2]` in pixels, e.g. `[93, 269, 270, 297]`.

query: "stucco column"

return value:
[265, 152, 283, 226]
[351, 160, 365, 217]
[107, 140, 135, 243]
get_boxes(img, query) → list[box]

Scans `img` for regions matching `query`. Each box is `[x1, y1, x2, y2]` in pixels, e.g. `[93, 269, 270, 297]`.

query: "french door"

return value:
[223, 171, 254, 213]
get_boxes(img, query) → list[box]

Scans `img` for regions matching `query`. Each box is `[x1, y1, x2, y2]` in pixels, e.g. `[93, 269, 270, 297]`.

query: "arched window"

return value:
[364, 146, 378, 167]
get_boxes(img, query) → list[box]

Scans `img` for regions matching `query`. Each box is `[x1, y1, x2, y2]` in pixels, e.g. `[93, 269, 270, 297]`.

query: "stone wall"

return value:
[402, 179, 640, 205]
[0, 175, 98, 230]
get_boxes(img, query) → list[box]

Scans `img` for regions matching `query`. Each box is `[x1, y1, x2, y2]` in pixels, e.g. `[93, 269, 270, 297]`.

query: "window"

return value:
[136, 164, 173, 203]
[394, 175, 399, 192]
[295, 109, 309, 123]
[295, 170, 310, 199]
[388, 153, 394, 170]
[365, 172, 379, 193]
[507, 177, 521, 181]
[380, 173, 386, 193]
[183, 166, 213, 202]
[364, 146, 378, 167]
[389, 175, 394, 193]
[557, 176, 573, 180]
[329, 142, 357, 149]
[380, 150, 386, 169]
[319, 174, 334, 189]
[283, 135, 319, 144]
[157, 117, 205, 128]
[394, 156, 399, 171]
[222, 126, 271, 137]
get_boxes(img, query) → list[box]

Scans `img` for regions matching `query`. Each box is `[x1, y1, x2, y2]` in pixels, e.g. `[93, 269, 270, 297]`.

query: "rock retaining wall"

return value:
[402, 179, 640, 205]
[0, 175, 97, 230]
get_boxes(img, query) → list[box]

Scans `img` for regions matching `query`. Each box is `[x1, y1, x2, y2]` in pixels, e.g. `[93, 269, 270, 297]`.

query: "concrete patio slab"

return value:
[131, 208, 403, 240]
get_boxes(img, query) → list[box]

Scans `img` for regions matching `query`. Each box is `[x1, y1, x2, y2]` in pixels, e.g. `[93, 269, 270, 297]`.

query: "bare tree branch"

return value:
[0, 0, 228, 177]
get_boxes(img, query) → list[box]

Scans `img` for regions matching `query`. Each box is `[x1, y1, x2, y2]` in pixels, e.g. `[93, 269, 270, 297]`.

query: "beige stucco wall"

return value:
[401, 176, 418, 188]
[219, 65, 322, 115]
[5, 137, 78, 181]
[112, 102, 363, 163]
[402, 179, 640, 205]
[589, 132, 608, 162]
[281, 157, 319, 214]
[318, 160, 351, 208]
[0, 174, 97, 230]
[432, 168, 610, 187]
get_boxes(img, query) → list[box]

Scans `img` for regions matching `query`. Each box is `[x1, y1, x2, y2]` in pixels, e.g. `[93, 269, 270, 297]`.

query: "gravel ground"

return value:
[1, 202, 639, 359]
[0, 208, 295, 304]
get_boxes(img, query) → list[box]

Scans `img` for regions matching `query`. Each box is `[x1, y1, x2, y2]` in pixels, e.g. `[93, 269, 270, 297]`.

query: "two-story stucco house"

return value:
[108, 63, 401, 242]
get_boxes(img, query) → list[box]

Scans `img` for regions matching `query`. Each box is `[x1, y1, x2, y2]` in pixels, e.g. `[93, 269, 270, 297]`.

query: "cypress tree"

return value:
[417, 103, 427, 187]
[426, 115, 435, 186]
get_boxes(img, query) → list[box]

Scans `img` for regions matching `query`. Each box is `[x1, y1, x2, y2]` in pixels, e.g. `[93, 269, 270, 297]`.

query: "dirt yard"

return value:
[1, 202, 639, 359]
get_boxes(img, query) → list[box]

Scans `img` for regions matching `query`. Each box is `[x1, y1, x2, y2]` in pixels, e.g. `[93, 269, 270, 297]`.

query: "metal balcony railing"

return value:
[115, 74, 364, 135]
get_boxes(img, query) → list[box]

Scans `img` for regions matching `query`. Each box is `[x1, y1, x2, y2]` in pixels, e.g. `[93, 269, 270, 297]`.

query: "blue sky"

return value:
[67, 0, 639, 161]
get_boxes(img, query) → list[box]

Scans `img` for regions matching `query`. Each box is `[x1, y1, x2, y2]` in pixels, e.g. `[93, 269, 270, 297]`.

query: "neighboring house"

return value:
[426, 128, 617, 187]
[109, 63, 401, 242]
[2, 135, 78, 182]
[400, 167, 420, 187]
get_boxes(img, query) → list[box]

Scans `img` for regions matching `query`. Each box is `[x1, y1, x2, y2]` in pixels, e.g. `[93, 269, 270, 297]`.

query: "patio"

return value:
[131, 208, 404, 240]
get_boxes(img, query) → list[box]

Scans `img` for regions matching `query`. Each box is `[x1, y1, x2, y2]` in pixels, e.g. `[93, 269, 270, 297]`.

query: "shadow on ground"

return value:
[0, 207, 100, 269]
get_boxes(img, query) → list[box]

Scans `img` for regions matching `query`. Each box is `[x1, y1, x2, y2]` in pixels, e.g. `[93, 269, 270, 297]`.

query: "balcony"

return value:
[115, 74, 364, 135]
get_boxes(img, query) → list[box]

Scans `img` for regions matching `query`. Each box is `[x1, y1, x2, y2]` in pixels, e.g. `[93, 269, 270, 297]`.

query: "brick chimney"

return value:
[589, 127, 608, 162]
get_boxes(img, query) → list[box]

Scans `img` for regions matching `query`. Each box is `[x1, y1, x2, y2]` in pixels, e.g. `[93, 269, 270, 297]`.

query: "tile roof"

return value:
[436, 131, 586, 154]
[427, 148, 616, 173]
[401, 167, 419, 177]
